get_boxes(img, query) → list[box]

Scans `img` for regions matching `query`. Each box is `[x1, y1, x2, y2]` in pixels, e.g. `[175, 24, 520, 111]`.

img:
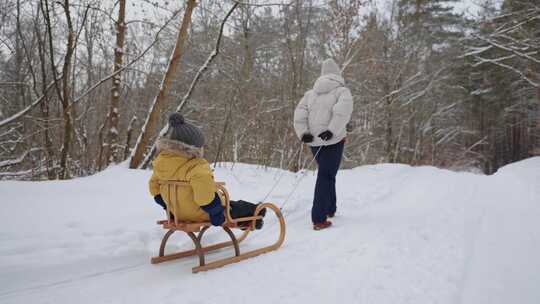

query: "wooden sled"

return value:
[150, 181, 286, 273]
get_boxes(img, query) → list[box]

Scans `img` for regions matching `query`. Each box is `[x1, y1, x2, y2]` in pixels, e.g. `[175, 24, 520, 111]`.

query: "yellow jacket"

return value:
[149, 146, 220, 222]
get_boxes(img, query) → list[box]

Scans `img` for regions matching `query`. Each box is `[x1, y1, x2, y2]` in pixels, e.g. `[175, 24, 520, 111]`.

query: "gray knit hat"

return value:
[166, 113, 205, 148]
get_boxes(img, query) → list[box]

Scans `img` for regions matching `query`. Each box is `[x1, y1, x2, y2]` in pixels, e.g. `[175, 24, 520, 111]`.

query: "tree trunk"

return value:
[129, 0, 197, 169]
[385, 95, 393, 162]
[536, 87, 540, 155]
[35, 10, 56, 179]
[41, 0, 76, 180]
[213, 98, 233, 166]
[97, 119, 107, 171]
[58, 0, 76, 180]
[103, 0, 127, 167]
[123, 116, 137, 161]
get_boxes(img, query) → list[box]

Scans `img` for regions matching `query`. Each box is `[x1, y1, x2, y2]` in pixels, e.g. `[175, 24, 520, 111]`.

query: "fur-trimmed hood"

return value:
[156, 137, 203, 159]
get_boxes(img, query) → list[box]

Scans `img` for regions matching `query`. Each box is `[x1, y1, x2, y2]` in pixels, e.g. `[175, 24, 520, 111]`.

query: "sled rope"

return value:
[260, 143, 303, 203]
[279, 145, 323, 211]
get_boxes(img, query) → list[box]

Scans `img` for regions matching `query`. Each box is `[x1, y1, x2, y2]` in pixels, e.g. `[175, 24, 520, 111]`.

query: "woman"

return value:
[293, 58, 353, 230]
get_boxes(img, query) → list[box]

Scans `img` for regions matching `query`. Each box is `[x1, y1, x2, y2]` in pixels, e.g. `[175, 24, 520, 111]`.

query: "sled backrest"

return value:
[157, 180, 234, 225]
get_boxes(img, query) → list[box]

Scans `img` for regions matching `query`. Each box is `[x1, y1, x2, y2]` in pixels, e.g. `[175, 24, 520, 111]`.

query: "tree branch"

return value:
[72, 7, 183, 104]
[139, 2, 239, 169]
[0, 78, 60, 128]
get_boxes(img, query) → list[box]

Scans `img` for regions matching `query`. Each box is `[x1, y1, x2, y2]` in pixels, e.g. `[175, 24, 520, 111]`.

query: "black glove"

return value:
[318, 130, 333, 141]
[301, 133, 314, 143]
[154, 194, 166, 210]
[200, 193, 225, 226]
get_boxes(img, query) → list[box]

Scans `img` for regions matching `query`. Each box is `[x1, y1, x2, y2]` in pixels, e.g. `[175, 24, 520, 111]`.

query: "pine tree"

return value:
[392, 0, 470, 165]
[460, 0, 539, 172]
[397, 0, 465, 49]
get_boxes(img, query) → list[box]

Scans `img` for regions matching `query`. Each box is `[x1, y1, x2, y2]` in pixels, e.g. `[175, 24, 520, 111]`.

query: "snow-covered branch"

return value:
[0, 165, 57, 179]
[175, 2, 239, 113]
[0, 79, 59, 128]
[474, 34, 540, 65]
[476, 56, 539, 87]
[0, 148, 40, 168]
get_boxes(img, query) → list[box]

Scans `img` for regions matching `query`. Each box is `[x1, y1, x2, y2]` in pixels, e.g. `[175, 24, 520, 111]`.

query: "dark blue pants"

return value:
[310, 140, 344, 224]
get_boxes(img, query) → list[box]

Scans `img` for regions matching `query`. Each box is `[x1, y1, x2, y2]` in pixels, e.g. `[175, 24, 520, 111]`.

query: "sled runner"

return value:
[150, 181, 286, 273]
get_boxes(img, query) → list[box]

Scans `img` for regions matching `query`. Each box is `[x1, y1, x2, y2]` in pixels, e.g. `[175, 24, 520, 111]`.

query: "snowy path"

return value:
[1, 159, 539, 304]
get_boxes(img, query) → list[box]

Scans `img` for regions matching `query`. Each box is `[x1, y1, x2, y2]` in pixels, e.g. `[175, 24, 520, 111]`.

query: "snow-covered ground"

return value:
[1, 158, 539, 304]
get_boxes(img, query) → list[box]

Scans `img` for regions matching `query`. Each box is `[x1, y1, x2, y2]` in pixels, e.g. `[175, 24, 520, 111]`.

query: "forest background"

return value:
[0, 0, 538, 180]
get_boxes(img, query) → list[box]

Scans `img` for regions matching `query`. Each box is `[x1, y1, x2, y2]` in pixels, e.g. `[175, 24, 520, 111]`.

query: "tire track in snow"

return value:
[453, 174, 486, 304]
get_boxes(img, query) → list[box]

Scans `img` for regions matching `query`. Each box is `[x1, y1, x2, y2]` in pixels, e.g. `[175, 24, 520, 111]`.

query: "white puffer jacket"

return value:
[293, 60, 353, 147]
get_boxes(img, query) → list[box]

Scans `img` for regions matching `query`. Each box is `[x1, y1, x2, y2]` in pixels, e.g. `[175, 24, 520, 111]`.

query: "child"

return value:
[148, 113, 264, 228]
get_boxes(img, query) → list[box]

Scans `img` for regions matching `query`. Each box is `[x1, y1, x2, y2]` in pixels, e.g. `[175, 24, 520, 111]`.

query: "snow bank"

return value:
[459, 157, 540, 304]
[1, 158, 539, 304]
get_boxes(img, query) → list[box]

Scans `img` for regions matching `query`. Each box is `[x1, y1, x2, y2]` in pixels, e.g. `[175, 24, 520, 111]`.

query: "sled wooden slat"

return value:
[192, 205, 286, 273]
[193, 243, 281, 273]
[150, 230, 250, 264]
[150, 180, 286, 273]
[156, 219, 264, 231]
[162, 222, 206, 232]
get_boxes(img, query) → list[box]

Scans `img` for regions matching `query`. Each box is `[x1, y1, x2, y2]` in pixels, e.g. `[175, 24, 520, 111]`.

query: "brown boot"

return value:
[313, 220, 332, 231]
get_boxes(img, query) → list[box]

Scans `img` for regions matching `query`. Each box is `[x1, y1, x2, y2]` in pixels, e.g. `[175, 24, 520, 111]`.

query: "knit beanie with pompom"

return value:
[166, 113, 205, 148]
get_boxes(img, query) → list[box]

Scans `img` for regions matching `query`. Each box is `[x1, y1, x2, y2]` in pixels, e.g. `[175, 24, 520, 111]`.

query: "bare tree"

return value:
[129, 0, 198, 169]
